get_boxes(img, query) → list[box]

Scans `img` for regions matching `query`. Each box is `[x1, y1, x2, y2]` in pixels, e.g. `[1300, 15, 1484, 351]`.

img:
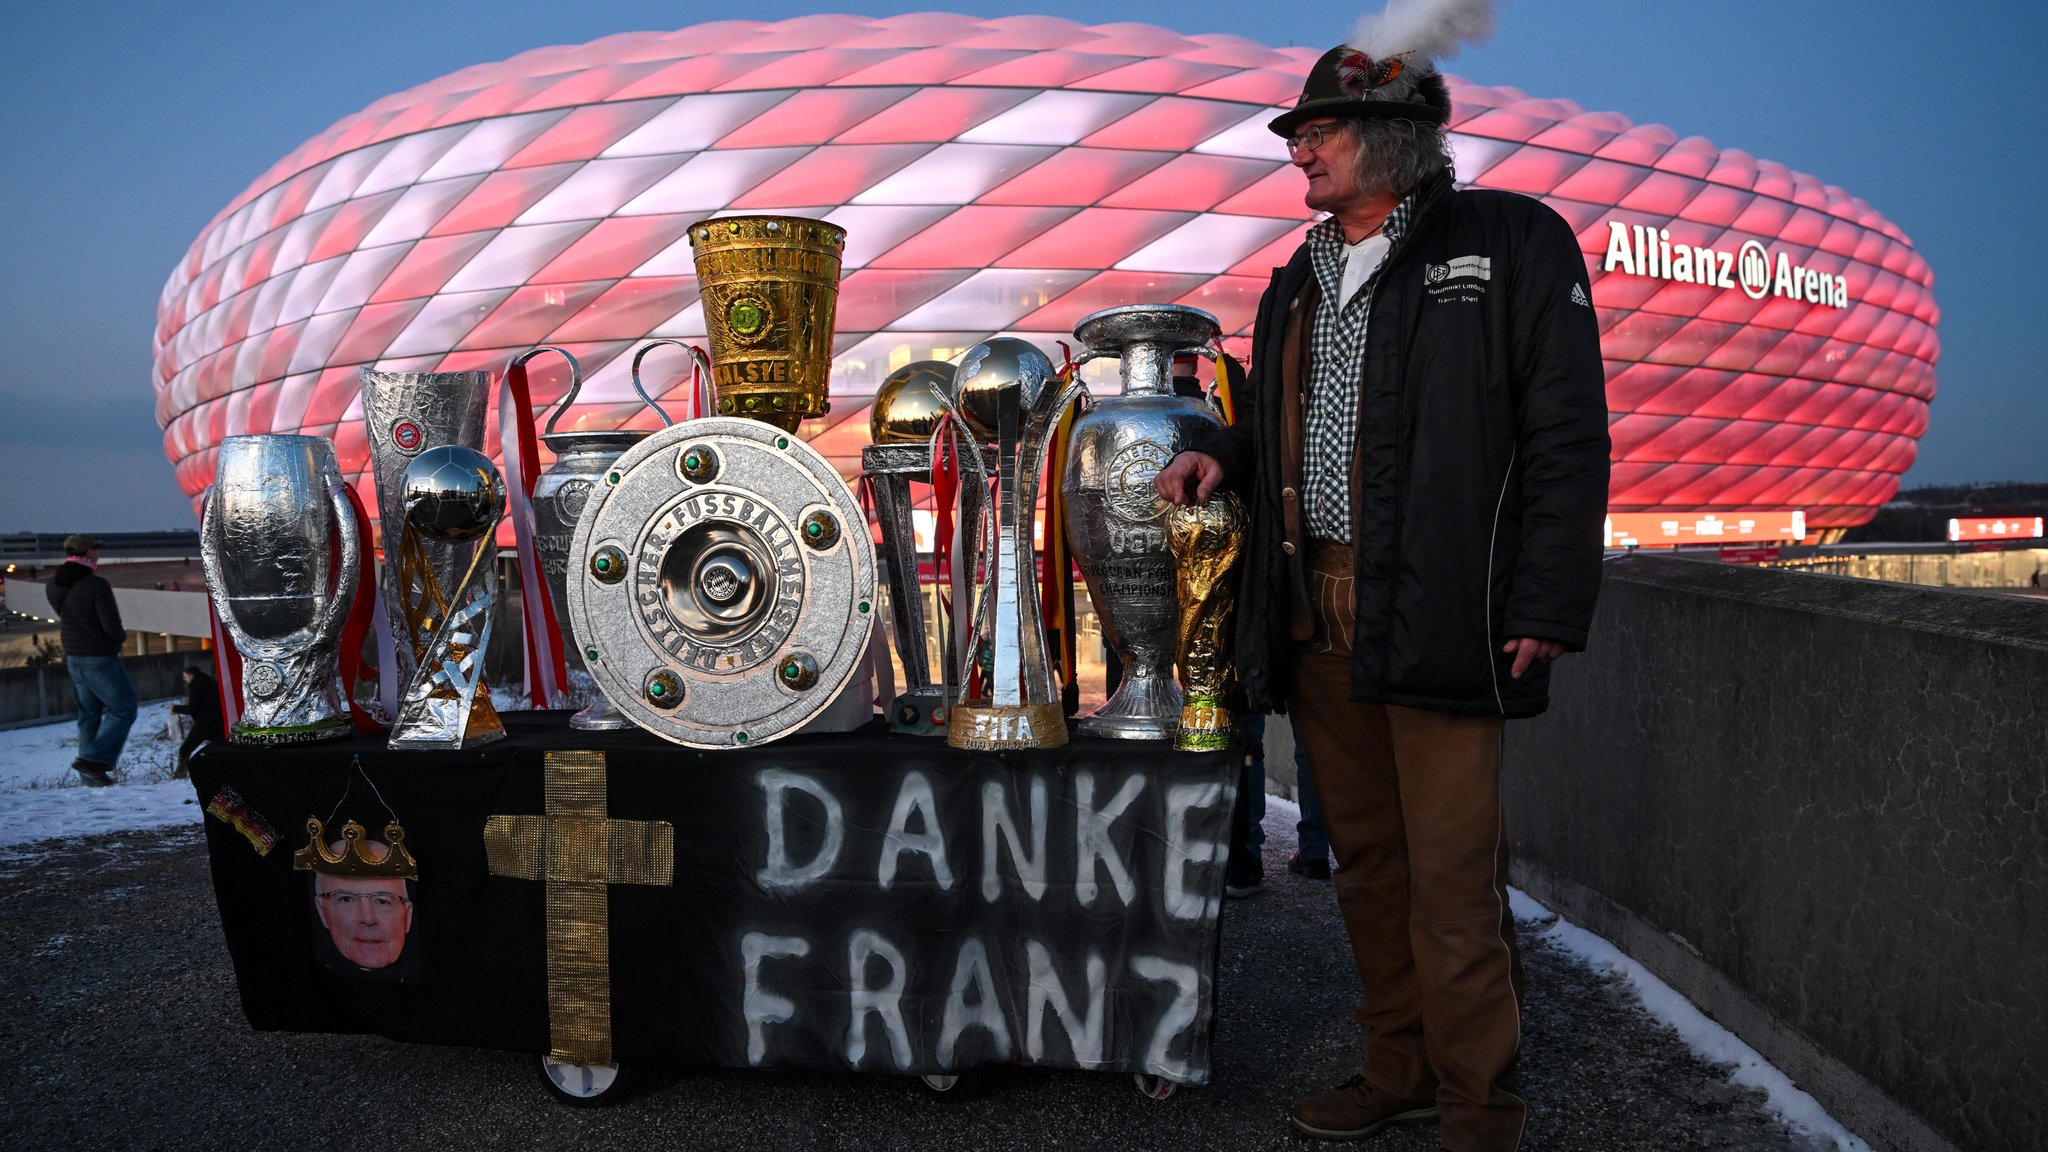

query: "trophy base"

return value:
[570, 698, 635, 732]
[1173, 696, 1236, 752]
[389, 724, 507, 751]
[1076, 670, 1182, 741]
[230, 716, 353, 746]
[946, 701, 1068, 750]
[888, 689, 950, 736]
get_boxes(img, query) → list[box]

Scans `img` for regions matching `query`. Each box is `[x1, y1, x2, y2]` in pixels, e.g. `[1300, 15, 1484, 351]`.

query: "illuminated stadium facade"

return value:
[152, 14, 1938, 540]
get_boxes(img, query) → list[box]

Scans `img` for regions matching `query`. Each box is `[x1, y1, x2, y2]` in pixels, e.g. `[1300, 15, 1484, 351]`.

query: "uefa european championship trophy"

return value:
[1060, 304, 1226, 740]
[1166, 494, 1247, 751]
[946, 338, 1087, 751]
[528, 341, 701, 731]
[360, 368, 492, 711]
[201, 434, 361, 744]
[388, 445, 506, 750]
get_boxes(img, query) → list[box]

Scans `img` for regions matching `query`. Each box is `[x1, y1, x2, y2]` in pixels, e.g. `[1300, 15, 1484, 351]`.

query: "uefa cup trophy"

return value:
[687, 214, 846, 431]
[360, 368, 492, 709]
[528, 341, 700, 730]
[1165, 494, 1247, 751]
[946, 338, 1087, 751]
[388, 445, 506, 750]
[862, 360, 965, 735]
[201, 434, 361, 744]
[1061, 305, 1226, 740]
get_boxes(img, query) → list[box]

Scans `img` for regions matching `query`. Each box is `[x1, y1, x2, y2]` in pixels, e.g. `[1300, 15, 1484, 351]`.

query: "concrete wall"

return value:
[1505, 555, 2046, 1152]
[8, 578, 212, 639]
[0, 651, 195, 726]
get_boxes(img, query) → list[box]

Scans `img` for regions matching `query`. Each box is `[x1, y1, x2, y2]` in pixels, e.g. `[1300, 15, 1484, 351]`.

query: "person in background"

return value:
[46, 534, 135, 787]
[1288, 735, 1333, 881]
[171, 663, 225, 779]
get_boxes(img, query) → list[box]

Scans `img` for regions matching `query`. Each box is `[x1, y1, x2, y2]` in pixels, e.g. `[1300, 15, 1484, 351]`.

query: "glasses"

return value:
[319, 890, 410, 913]
[1284, 123, 1348, 155]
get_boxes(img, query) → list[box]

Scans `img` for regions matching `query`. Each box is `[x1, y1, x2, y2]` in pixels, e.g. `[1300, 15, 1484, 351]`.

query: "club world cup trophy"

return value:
[1166, 494, 1247, 751]
[529, 342, 701, 730]
[862, 360, 971, 735]
[688, 215, 846, 432]
[360, 368, 492, 710]
[947, 338, 1087, 751]
[1061, 304, 1226, 740]
[201, 435, 361, 744]
[389, 445, 507, 750]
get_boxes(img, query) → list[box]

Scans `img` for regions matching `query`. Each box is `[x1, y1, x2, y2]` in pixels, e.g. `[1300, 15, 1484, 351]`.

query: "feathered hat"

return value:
[1269, 0, 1498, 137]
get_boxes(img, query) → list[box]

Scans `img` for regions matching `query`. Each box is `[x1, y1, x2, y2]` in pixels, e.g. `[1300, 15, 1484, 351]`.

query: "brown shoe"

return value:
[1290, 1075, 1438, 1141]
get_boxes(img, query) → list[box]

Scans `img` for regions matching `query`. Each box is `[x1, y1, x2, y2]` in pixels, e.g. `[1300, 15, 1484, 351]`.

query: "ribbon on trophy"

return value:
[501, 348, 574, 710]
[338, 482, 384, 734]
[1043, 344, 1083, 713]
[198, 484, 245, 733]
[928, 410, 980, 702]
[856, 474, 897, 713]
[1212, 344, 1245, 427]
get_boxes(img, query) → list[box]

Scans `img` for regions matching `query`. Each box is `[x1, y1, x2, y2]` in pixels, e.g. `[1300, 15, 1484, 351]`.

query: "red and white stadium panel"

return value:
[153, 14, 1937, 536]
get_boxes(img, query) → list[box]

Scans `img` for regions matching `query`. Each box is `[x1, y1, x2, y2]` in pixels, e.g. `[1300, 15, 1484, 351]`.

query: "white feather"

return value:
[1349, 0, 1500, 62]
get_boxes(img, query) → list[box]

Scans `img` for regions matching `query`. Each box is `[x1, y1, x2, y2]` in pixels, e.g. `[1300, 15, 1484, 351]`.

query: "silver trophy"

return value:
[1061, 305, 1226, 740]
[946, 338, 1087, 751]
[360, 368, 493, 711]
[389, 445, 506, 750]
[861, 360, 980, 736]
[566, 417, 876, 749]
[201, 434, 361, 744]
[528, 342, 700, 730]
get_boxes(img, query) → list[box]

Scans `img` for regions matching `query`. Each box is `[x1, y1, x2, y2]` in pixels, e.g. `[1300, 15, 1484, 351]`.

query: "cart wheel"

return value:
[920, 1073, 962, 1094]
[1133, 1072, 1177, 1101]
[539, 1055, 622, 1105]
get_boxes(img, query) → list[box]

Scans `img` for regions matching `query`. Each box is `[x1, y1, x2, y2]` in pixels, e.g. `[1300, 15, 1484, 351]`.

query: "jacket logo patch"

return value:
[1570, 283, 1591, 308]
[1425, 255, 1491, 283]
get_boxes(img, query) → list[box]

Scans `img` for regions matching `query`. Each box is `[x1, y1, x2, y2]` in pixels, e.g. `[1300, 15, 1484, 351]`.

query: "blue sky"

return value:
[2, 0, 2042, 530]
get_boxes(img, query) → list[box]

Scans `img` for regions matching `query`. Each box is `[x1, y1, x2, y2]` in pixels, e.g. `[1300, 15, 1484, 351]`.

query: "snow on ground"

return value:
[1505, 888, 1872, 1152]
[1262, 796, 1868, 1151]
[0, 701, 203, 852]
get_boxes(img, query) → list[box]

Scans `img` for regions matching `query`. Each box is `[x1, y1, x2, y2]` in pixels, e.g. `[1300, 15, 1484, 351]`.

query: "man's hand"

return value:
[1155, 451, 1224, 506]
[1503, 637, 1566, 679]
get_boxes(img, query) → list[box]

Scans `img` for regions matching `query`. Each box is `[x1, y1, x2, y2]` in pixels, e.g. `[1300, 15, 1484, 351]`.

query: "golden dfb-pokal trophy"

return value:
[389, 445, 507, 750]
[1165, 493, 1247, 751]
[688, 215, 845, 431]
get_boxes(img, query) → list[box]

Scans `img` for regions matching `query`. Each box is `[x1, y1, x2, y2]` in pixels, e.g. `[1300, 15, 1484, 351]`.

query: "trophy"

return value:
[1166, 494, 1247, 751]
[201, 434, 360, 744]
[862, 360, 969, 735]
[565, 418, 875, 749]
[946, 338, 1087, 751]
[687, 214, 846, 432]
[528, 342, 700, 730]
[1060, 305, 1226, 740]
[360, 368, 492, 710]
[388, 445, 506, 750]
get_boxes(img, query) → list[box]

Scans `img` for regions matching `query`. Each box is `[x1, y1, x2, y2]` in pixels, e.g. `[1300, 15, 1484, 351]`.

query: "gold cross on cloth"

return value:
[484, 750, 674, 1065]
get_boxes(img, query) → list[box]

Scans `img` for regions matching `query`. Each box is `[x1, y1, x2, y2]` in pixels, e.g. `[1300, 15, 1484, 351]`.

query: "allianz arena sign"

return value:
[1602, 222, 1849, 308]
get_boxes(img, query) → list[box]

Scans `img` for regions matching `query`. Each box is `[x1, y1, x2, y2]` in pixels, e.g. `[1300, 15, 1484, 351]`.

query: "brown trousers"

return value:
[1291, 541, 1528, 1152]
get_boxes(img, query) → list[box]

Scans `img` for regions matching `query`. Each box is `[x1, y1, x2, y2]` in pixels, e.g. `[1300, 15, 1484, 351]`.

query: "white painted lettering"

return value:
[982, 776, 1049, 902]
[1025, 939, 1107, 1067]
[937, 937, 1013, 1067]
[740, 933, 811, 1065]
[756, 769, 845, 894]
[846, 929, 913, 1070]
[878, 770, 955, 891]
[1074, 772, 1145, 907]
[1162, 781, 1226, 920]
[1131, 955, 1202, 1084]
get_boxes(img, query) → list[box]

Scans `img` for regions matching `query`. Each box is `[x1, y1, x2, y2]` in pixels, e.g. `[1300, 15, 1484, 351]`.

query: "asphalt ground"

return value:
[1, 811, 1831, 1152]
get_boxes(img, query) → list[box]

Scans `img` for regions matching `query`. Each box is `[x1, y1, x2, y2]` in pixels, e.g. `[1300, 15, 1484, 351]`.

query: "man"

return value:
[46, 534, 137, 787]
[311, 840, 416, 971]
[171, 664, 226, 779]
[1156, 36, 1610, 1152]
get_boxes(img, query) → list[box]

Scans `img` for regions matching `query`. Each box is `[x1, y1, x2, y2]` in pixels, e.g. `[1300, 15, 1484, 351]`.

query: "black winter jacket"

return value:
[46, 562, 127, 658]
[1191, 174, 1611, 717]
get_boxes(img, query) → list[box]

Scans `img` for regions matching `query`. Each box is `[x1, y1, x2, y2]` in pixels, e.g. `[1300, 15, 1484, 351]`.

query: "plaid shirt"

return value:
[1301, 197, 1413, 542]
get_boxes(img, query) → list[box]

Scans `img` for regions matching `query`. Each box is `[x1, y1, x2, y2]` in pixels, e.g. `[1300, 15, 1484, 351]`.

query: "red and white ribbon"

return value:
[501, 353, 570, 709]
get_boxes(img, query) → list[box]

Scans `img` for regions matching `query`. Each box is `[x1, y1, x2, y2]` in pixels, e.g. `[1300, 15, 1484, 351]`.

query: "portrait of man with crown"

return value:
[293, 817, 421, 979]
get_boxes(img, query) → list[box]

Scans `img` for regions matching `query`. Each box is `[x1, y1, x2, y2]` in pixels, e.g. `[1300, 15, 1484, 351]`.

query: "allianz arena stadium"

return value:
[152, 13, 1938, 541]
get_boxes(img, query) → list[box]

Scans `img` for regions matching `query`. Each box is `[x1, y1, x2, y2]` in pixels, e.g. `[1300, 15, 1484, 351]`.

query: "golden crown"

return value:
[291, 818, 419, 880]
